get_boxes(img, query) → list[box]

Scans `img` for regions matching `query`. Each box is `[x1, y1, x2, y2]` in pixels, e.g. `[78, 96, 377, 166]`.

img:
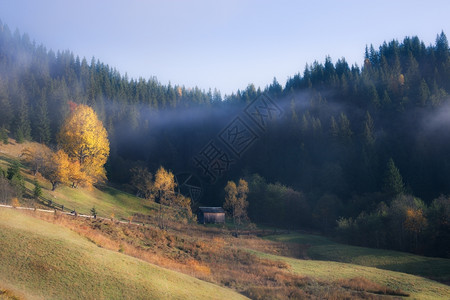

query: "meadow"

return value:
[266, 233, 450, 283]
[0, 208, 247, 300]
[1, 140, 450, 299]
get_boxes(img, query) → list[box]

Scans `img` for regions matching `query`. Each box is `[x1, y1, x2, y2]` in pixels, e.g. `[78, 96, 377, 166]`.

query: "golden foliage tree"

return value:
[152, 166, 176, 229]
[224, 179, 249, 225]
[58, 103, 110, 186]
[41, 149, 70, 191]
[68, 160, 89, 188]
[152, 166, 176, 203]
[150, 166, 193, 227]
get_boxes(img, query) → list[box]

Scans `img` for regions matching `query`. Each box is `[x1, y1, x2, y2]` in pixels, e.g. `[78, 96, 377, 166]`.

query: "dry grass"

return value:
[28, 210, 409, 299]
[337, 277, 409, 297]
[0, 138, 29, 158]
[0, 288, 23, 300]
[229, 235, 310, 259]
[0, 208, 247, 300]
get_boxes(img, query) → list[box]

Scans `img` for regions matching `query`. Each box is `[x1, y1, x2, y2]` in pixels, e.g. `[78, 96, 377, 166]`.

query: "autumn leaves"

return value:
[23, 103, 110, 190]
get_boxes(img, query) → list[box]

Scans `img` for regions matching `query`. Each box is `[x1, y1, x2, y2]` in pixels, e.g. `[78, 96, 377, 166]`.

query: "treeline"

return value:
[336, 194, 450, 258]
[244, 172, 449, 257]
[1, 20, 450, 256]
[0, 20, 222, 145]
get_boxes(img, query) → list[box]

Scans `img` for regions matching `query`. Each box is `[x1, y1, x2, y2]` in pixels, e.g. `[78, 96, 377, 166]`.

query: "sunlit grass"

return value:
[0, 140, 159, 219]
[250, 249, 450, 300]
[266, 233, 450, 283]
[45, 184, 159, 219]
[0, 208, 247, 300]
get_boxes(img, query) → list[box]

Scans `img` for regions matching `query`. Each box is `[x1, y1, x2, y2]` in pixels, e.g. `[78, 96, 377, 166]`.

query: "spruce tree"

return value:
[13, 87, 31, 143]
[338, 113, 353, 144]
[34, 91, 51, 144]
[363, 111, 375, 147]
[33, 179, 42, 200]
[0, 79, 12, 130]
[383, 158, 405, 196]
[0, 127, 8, 144]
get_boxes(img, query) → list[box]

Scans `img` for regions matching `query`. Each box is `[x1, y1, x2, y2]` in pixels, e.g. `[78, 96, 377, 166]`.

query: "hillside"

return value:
[251, 249, 450, 300]
[266, 233, 450, 283]
[1, 21, 450, 257]
[6, 207, 450, 299]
[0, 140, 159, 220]
[1, 139, 450, 299]
[0, 208, 247, 300]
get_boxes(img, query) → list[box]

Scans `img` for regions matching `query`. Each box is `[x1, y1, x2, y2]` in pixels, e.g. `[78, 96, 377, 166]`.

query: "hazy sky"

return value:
[0, 0, 449, 95]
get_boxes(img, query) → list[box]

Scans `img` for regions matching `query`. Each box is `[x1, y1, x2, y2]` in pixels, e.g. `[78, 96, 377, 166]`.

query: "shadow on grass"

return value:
[267, 233, 450, 284]
[0, 156, 21, 168]
[96, 184, 122, 196]
[142, 204, 158, 212]
[379, 260, 450, 283]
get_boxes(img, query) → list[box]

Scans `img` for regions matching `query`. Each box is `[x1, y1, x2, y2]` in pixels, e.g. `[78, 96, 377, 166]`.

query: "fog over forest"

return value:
[0, 20, 449, 257]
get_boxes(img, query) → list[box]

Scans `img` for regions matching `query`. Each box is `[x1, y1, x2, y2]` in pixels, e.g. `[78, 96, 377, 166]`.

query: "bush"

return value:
[11, 197, 20, 208]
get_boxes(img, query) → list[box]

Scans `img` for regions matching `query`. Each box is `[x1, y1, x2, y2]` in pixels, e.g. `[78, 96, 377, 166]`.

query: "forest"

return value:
[0, 19, 449, 257]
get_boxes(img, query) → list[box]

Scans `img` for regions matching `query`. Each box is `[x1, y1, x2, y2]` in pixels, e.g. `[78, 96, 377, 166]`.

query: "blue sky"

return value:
[0, 0, 449, 95]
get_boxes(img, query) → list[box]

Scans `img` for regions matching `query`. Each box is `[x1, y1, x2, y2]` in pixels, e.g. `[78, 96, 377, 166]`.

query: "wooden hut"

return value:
[197, 207, 225, 224]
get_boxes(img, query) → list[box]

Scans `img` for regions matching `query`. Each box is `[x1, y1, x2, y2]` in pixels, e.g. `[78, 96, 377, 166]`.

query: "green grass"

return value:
[43, 183, 159, 220]
[266, 233, 450, 283]
[0, 145, 159, 220]
[250, 249, 450, 300]
[0, 208, 248, 300]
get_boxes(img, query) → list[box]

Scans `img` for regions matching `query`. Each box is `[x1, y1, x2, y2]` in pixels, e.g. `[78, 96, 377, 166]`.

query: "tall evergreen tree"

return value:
[0, 78, 12, 129]
[363, 111, 375, 147]
[13, 86, 31, 143]
[383, 158, 405, 197]
[34, 90, 51, 143]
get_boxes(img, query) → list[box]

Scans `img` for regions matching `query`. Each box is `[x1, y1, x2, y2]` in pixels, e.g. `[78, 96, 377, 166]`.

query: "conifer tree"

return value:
[33, 179, 42, 200]
[363, 111, 375, 147]
[383, 158, 405, 197]
[0, 79, 12, 130]
[14, 87, 31, 143]
[34, 90, 51, 143]
[338, 113, 353, 144]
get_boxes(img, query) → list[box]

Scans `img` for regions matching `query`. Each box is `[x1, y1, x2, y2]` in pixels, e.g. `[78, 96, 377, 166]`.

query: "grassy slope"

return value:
[251, 249, 450, 300]
[266, 233, 450, 283]
[44, 184, 159, 220]
[0, 208, 247, 300]
[2, 141, 449, 298]
[0, 141, 159, 220]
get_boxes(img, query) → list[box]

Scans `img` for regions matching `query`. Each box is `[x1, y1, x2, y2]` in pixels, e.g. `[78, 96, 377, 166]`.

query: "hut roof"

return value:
[198, 207, 225, 213]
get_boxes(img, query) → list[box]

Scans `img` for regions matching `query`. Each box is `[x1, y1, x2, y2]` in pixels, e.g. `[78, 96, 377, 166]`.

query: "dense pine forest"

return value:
[0, 20, 449, 257]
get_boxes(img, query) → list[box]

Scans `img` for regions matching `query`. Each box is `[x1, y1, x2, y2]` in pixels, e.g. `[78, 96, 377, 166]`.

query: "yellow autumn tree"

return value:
[58, 103, 110, 186]
[67, 160, 89, 188]
[152, 166, 177, 229]
[41, 149, 70, 191]
[224, 179, 249, 225]
[152, 166, 176, 204]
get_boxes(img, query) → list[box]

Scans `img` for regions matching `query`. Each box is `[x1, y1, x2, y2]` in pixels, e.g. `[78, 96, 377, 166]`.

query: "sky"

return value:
[0, 0, 449, 96]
